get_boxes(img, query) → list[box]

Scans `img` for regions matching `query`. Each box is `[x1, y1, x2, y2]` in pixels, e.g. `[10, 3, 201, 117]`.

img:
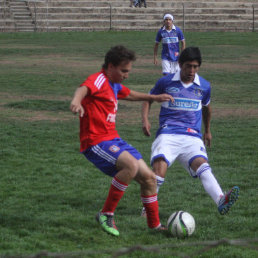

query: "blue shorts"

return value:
[82, 138, 142, 177]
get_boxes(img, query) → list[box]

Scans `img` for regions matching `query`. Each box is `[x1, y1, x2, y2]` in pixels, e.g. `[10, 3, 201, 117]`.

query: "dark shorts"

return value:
[83, 138, 142, 177]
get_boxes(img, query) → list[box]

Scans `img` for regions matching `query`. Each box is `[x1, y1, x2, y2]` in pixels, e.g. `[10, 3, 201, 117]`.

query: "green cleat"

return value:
[96, 212, 119, 236]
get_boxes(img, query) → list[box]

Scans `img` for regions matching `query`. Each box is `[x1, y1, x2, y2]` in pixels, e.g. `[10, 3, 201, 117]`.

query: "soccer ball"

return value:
[167, 211, 195, 238]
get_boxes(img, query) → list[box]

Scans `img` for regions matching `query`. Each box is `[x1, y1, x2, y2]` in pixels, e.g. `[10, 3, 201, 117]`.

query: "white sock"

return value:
[197, 163, 223, 205]
[156, 175, 165, 193]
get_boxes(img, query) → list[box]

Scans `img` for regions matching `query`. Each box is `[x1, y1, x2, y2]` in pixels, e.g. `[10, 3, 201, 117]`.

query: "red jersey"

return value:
[79, 69, 131, 151]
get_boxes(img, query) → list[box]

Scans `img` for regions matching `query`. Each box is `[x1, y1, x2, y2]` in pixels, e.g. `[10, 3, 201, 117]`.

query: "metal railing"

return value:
[1, 1, 257, 32]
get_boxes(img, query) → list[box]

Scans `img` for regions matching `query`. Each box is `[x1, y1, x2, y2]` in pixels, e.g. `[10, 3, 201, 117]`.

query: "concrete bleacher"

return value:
[0, 0, 15, 31]
[1, 0, 257, 32]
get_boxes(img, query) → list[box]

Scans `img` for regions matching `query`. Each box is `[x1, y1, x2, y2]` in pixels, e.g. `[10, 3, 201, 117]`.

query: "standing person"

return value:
[70, 45, 173, 237]
[154, 14, 186, 75]
[139, 0, 147, 8]
[142, 47, 239, 217]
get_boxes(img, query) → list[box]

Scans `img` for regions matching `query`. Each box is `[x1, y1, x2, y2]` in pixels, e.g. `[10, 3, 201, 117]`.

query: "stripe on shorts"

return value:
[91, 145, 116, 165]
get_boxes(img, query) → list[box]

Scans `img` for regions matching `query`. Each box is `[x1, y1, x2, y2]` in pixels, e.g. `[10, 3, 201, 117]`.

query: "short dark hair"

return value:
[179, 47, 202, 66]
[102, 45, 136, 69]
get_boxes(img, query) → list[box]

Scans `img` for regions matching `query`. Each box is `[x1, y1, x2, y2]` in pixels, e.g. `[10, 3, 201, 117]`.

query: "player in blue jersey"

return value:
[154, 14, 186, 75]
[142, 47, 239, 216]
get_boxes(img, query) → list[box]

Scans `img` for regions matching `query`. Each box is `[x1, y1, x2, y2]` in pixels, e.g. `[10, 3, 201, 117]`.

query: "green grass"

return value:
[0, 31, 257, 257]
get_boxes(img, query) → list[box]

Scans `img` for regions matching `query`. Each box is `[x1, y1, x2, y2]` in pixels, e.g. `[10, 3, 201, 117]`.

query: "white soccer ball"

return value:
[167, 211, 195, 238]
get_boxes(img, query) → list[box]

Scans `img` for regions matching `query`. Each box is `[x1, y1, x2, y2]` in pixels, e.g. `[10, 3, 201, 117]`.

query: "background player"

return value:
[154, 13, 185, 75]
[70, 45, 173, 237]
[142, 47, 239, 217]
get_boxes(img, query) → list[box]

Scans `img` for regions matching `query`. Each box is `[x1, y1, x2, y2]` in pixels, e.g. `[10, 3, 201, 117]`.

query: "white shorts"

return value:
[151, 134, 208, 177]
[162, 60, 180, 74]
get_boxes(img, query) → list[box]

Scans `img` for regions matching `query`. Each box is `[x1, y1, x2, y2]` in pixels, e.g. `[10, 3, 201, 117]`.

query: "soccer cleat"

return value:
[96, 212, 119, 236]
[218, 186, 239, 215]
[155, 224, 168, 231]
[141, 207, 147, 218]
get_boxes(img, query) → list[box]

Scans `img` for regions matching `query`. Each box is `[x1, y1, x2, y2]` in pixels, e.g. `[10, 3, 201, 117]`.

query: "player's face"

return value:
[164, 18, 173, 30]
[180, 60, 200, 83]
[107, 61, 132, 83]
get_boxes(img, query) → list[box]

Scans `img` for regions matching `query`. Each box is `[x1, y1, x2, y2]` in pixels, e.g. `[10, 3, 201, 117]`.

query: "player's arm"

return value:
[124, 90, 173, 103]
[154, 42, 159, 65]
[202, 104, 212, 147]
[180, 39, 186, 52]
[70, 86, 88, 117]
[141, 100, 153, 136]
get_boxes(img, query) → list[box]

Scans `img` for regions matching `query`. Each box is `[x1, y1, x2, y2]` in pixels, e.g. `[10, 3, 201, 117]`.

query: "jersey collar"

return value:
[172, 71, 201, 86]
[162, 24, 176, 32]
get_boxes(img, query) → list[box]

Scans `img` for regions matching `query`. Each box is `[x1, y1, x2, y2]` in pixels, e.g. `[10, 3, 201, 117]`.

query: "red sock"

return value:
[141, 194, 161, 229]
[101, 177, 128, 216]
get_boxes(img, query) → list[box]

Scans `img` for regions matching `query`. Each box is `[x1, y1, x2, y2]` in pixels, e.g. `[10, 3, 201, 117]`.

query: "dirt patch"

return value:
[202, 62, 258, 72]
[213, 107, 258, 118]
[1, 91, 257, 123]
[1, 92, 70, 102]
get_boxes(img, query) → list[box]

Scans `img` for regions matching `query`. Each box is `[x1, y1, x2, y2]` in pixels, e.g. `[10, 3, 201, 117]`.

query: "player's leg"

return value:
[140, 134, 178, 217]
[134, 159, 165, 229]
[191, 157, 224, 204]
[152, 158, 168, 193]
[191, 158, 239, 215]
[161, 59, 172, 75]
[170, 61, 180, 74]
[84, 139, 140, 236]
[150, 134, 178, 193]
[116, 151, 165, 230]
[179, 136, 239, 215]
[179, 136, 224, 204]
[140, 157, 167, 218]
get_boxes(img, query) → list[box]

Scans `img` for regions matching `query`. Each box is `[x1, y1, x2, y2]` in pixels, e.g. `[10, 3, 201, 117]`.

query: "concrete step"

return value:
[33, 13, 253, 21]
[34, 19, 255, 27]
[8, 0, 35, 32]
[31, 6, 255, 15]
[3, 0, 257, 32]
[35, 1, 255, 8]
[51, 0, 255, 2]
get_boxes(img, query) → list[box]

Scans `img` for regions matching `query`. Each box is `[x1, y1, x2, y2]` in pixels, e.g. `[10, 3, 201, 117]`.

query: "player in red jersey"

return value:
[70, 45, 174, 236]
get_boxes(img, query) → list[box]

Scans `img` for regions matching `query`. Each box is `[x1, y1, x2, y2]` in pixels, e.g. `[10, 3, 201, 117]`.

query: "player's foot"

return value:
[218, 186, 239, 215]
[141, 207, 147, 218]
[96, 212, 119, 236]
[155, 224, 168, 231]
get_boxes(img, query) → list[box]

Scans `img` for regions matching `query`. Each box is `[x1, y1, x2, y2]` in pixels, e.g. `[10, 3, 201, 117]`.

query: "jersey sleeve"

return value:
[155, 29, 162, 43]
[150, 78, 164, 95]
[202, 85, 211, 106]
[80, 76, 97, 95]
[176, 27, 185, 41]
[117, 84, 131, 99]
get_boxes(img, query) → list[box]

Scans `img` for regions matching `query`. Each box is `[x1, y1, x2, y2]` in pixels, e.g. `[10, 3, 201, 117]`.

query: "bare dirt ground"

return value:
[1, 92, 257, 123]
[1, 55, 257, 122]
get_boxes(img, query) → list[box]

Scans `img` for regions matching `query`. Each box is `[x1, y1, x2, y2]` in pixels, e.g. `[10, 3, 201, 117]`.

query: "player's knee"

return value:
[126, 159, 140, 178]
[140, 171, 157, 188]
[190, 162, 211, 178]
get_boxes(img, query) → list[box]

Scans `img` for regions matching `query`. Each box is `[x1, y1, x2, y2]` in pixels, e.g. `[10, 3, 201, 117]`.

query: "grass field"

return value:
[0, 31, 258, 257]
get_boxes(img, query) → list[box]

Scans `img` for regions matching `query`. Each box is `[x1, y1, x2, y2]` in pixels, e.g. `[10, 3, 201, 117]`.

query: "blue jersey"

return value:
[155, 25, 185, 62]
[150, 71, 211, 139]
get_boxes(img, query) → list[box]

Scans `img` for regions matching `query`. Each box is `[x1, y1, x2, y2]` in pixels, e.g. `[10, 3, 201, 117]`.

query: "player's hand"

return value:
[203, 132, 212, 147]
[154, 94, 174, 103]
[154, 57, 158, 65]
[142, 120, 151, 136]
[70, 101, 85, 117]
